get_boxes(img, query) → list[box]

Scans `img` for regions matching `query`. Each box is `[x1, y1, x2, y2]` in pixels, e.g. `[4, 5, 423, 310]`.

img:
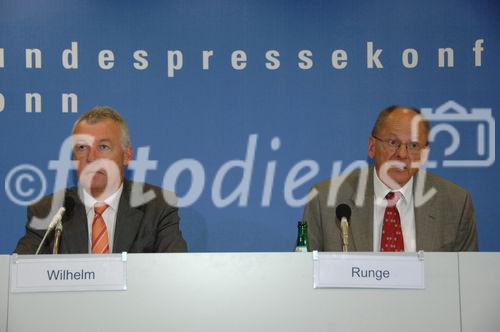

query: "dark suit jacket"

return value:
[303, 167, 478, 252]
[15, 180, 187, 254]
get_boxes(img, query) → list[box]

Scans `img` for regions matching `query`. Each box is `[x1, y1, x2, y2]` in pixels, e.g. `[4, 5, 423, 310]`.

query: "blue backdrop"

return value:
[1, 0, 499, 252]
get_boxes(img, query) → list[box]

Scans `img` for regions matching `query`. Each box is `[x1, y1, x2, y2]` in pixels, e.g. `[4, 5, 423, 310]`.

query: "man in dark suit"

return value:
[303, 106, 478, 252]
[15, 106, 187, 254]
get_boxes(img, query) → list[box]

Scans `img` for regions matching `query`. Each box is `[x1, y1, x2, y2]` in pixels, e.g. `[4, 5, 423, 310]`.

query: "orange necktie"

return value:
[92, 203, 110, 254]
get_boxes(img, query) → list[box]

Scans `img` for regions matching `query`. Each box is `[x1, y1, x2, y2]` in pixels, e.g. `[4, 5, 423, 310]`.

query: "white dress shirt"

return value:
[82, 184, 124, 253]
[372, 169, 416, 252]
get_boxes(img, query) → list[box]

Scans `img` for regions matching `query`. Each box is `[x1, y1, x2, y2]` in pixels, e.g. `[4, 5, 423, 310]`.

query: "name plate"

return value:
[313, 251, 425, 289]
[10, 253, 127, 293]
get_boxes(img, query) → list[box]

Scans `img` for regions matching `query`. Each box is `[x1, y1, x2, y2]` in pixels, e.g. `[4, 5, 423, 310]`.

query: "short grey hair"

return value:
[72, 106, 131, 148]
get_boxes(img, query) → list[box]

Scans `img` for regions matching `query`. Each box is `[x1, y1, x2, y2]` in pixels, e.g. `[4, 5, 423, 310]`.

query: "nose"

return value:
[87, 146, 97, 162]
[396, 143, 409, 158]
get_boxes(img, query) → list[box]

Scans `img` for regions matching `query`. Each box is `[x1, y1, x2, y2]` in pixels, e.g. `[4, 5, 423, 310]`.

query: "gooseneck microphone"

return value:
[52, 197, 75, 255]
[336, 204, 352, 252]
[36, 197, 75, 255]
[36, 207, 65, 255]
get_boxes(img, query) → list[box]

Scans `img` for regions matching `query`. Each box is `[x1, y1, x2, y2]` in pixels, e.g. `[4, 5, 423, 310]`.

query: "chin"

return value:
[387, 169, 412, 187]
[79, 173, 106, 191]
[90, 182, 107, 192]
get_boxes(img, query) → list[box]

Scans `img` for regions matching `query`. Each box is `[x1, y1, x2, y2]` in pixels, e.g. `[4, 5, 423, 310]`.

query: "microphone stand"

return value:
[53, 220, 63, 255]
[341, 218, 349, 252]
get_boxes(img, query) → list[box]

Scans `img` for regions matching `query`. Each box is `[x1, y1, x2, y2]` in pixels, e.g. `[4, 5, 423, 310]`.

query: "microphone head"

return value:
[335, 203, 352, 221]
[48, 206, 65, 230]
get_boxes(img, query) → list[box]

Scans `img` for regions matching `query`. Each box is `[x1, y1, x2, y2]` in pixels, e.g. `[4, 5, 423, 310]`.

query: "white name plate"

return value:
[10, 253, 127, 293]
[313, 251, 425, 289]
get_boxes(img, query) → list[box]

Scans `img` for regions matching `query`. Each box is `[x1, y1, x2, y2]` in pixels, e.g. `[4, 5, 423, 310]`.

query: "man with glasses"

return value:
[303, 106, 478, 252]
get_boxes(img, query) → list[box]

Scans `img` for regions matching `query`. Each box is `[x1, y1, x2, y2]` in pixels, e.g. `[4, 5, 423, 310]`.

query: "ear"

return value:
[367, 137, 376, 158]
[123, 146, 133, 166]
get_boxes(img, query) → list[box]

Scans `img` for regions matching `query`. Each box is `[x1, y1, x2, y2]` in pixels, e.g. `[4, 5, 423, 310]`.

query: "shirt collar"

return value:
[373, 168, 413, 204]
[83, 183, 124, 213]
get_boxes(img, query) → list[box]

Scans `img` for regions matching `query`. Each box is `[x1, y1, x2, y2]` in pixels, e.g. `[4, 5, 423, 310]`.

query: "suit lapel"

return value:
[414, 171, 438, 251]
[348, 169, 373, 251]
[61, 188, 89, 253]
[113, 181, 144, 253]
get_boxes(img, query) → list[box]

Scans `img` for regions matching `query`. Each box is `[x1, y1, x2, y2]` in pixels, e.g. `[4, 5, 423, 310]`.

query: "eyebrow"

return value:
[386, 134, 421, 143]
[73, 139, 113, 146]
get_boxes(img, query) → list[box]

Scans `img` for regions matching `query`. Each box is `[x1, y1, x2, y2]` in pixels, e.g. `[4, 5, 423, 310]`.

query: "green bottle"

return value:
[295, 220, 309, 252]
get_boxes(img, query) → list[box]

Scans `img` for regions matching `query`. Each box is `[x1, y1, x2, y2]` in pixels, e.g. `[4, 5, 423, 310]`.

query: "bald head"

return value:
[368, 106, 431, 188]
[371, 105, 430, 140]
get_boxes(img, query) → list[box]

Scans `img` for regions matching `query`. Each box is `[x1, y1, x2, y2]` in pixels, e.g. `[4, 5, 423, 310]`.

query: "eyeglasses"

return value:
[372, 135, 428, 154]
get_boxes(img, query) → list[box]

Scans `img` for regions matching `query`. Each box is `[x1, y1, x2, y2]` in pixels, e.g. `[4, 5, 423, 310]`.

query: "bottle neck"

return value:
[296, 225, 308, 246]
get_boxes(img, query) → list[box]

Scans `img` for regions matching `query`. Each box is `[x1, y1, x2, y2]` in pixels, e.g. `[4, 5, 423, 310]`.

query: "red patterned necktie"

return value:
[92, 203, 109, 254]
[380, 191, 404, 252]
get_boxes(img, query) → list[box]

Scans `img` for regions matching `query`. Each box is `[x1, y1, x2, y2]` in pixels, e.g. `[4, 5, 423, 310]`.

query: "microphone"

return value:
[36, 207, 65, 255]
[336, 204, 352, 252]
[52, 197, 75, 255]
